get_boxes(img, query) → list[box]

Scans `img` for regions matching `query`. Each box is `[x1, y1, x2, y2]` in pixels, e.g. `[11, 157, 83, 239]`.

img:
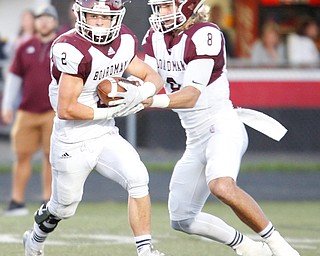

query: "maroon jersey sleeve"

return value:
[142, 28, 155, 58]
[51, 32, 93, 84]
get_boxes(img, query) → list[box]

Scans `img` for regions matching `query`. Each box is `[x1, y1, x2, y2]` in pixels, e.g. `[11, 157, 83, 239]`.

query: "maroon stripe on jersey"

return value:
[183, 22, 226, 85]
[120, 25, 139, 60]
[208, 33, 226, 85]
[143, 22, 227, 87]
[142, 29, 155, 58]
[53, 25, 138, 84]
[52, 32, 92, 83]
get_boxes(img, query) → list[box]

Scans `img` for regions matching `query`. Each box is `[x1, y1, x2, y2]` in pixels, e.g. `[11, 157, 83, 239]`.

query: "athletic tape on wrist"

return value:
[150, 94, 170, 108]
[139, 82, 156, 100]
[93, 108, 109, 120]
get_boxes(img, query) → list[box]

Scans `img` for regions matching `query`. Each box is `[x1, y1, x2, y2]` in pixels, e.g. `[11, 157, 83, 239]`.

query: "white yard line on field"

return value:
[0, 233, 160, 245]
[0, 232, 317, 252]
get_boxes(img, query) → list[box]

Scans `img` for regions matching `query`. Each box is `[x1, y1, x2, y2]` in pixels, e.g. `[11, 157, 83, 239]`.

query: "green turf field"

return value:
[1, 160, 320, 174]
[1, 201, 319, 256]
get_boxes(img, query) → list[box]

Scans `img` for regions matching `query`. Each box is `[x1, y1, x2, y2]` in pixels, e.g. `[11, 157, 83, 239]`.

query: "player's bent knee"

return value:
[47, 200, 79, 219]
[209, 177, 237, 200]
[34, 204, 61, 233]
[128, 184, 149, 198]
[171, 218, 194, 234]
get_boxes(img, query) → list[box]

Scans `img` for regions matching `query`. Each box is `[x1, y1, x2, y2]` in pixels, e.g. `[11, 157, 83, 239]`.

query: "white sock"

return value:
[266, 230, 285, 243]
[135, 234, 152, 255]
[175, 212, 242, 246]
[30, 224, 48, 251]
[259, 222, 275, 239]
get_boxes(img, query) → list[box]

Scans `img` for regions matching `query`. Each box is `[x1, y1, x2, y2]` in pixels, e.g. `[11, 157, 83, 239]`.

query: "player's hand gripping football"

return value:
[108, 81, 142, 108]
[108, 80, 156, 110]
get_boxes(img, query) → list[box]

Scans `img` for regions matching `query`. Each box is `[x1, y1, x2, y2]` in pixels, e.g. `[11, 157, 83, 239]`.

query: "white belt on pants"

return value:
[235, 107, 288, 141]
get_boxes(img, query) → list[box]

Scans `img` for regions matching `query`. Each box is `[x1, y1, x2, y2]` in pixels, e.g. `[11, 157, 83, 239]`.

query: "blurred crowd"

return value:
[250, 16, 320, 67]
[206, 4, 320, 67]
[1, 3, 320, 75]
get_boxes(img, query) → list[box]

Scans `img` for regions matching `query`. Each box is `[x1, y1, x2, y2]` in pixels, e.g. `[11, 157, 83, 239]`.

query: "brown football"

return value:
[97, 77, 141, 106]
[97, 77, 125, 106]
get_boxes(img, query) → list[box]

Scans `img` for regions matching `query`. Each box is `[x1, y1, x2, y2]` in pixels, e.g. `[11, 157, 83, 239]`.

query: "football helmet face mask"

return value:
[73, 0, 125, 45]
[148, 0, 205, 33]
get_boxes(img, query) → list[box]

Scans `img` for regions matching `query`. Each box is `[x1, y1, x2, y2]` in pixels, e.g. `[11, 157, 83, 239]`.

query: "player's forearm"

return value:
[57, 102, 94, 120]
[149, 86, 200, 109]
[168, 87, 200, 108]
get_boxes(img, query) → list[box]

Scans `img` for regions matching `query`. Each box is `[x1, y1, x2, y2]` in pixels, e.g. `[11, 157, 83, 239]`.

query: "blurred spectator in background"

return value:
[209, 4, 235, 58]
[0, 35, 7, 60]
[250, 21, 286, 66]
[287, 16, 320, 66]
[1, 5, 58, 216]
[0, 35, 7, 81]
[4, 9, 35, 60]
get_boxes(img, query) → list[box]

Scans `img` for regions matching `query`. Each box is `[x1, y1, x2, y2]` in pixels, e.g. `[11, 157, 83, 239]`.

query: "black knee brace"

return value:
[34, 204, 61, 233]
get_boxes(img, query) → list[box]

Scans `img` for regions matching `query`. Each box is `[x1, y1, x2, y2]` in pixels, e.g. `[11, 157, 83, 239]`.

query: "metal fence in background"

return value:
[119, 67, 320, 154]
[115, 108, 320, 154]
[1, 61, 320, 154]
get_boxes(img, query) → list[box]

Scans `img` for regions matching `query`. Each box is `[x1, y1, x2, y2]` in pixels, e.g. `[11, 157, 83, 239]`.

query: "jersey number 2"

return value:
[61, 52, 67, 65]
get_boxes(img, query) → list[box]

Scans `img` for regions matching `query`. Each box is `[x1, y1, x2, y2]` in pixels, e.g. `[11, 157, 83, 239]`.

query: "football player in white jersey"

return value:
[137, 0, 300, 256]
[23, 1, 165, 256]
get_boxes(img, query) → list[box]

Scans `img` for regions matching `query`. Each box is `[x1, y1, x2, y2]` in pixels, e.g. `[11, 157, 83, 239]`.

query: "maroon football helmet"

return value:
[148, 0, 205, 33]
[73, 0, 125, 44]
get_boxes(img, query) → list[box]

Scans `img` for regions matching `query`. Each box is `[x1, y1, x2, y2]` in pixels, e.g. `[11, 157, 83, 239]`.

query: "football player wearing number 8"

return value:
[140, 1, 300, 256]
[23, 1, 165, 256]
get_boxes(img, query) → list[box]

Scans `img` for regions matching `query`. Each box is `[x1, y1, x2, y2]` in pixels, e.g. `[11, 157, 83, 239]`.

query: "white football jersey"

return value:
[143, 23, 234, 143]
[49, 27, 137, 143]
